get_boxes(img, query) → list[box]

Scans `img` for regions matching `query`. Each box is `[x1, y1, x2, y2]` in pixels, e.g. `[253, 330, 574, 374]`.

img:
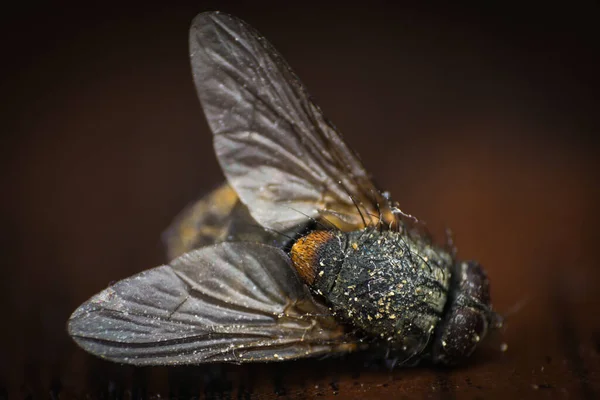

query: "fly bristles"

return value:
[290, 230, 335, 285]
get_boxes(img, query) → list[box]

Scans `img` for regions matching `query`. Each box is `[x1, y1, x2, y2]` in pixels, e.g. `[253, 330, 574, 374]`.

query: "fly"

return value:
[68, 11, 500, 366]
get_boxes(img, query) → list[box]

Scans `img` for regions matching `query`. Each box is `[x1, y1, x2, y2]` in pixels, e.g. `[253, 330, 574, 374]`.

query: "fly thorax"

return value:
[290, 230, 346, 294]
[291, 228, 454, 358]
[329, 230, 454, 357]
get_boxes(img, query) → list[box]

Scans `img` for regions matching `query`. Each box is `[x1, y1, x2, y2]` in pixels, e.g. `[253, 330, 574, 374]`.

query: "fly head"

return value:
[431, 260, 496, 365]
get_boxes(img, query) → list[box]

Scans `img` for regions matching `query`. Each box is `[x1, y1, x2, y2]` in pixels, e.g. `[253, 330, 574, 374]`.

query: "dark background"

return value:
[1, 1, 599, 398]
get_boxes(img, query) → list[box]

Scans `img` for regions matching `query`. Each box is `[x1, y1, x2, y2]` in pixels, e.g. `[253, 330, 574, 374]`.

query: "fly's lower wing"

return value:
[189, 12, 399, 233]
[68, 242, 358, 365]
[162, 183, 238, 260]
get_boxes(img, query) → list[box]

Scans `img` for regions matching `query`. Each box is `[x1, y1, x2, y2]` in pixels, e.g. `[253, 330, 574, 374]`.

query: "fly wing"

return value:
[68, 242, 357, 365]
[190, 12, 398, 232]
[162, 183, 299, 260]
[162, 183, 238, 260]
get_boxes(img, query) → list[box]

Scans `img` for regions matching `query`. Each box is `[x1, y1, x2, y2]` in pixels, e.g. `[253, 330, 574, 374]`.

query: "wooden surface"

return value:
[2, 2, 599, 399]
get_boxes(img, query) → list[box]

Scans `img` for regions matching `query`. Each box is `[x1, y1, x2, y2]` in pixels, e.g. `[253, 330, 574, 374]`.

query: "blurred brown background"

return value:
[1, 1, 599, 399]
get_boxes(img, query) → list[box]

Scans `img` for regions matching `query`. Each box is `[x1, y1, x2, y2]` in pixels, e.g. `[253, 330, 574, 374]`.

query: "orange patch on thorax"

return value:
[290, 230, 336, 285]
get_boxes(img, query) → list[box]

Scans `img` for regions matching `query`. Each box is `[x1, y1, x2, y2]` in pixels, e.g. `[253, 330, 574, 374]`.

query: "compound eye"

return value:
[460, 261, 491, 305]
[432, 260, 494, 364]
[432, 307, 487, 365]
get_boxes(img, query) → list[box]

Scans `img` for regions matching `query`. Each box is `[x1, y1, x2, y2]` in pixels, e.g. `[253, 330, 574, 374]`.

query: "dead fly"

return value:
[68, 11, 500, 366]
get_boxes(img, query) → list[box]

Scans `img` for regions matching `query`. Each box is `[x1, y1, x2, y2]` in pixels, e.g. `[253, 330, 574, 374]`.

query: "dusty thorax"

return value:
[291, 228, 494, 365]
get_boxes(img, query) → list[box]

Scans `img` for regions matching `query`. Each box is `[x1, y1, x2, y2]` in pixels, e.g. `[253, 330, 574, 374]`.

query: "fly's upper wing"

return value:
[68, 242, 357, 365]
[190, 12, 398, 232]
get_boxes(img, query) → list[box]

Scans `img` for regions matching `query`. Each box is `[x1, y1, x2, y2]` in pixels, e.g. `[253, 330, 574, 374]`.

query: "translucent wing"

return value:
[162, 183, 238, 260]
[190, 12, 398, 232]
[68, 242, 357, 365]
[162, 183, 300, 260]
